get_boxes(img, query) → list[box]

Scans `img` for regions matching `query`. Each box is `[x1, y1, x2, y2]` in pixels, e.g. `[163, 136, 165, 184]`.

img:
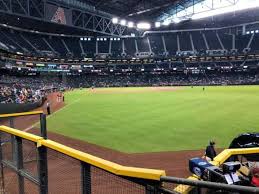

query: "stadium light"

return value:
[120, 19, 127, 26]
[84, 38, 87, 41]
[256, 30, 259, 33]
[80, 38, 83, 41]
[251, 31, 255, 34]
[112, 18, 119, 24]
[137, 22, 151, 30]
[97, 38, 100, 41]
[163, 20, 170, 26]
[155, 22, 161, 28]
[88, 38, 91, 41]
[128, 21, 134, 28]
[104, 38, 107, 41]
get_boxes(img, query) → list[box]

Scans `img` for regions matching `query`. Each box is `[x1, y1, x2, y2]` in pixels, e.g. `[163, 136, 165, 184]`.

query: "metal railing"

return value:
[0, 111, 259, 194]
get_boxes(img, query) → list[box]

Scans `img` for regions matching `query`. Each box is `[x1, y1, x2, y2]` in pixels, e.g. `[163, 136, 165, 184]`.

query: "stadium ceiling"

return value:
[80, 0, 259, 27]
[78, 0, 179, 20]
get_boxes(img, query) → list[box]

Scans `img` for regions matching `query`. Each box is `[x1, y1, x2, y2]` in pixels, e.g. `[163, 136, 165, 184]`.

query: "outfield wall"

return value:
[0, 99, 43, 114]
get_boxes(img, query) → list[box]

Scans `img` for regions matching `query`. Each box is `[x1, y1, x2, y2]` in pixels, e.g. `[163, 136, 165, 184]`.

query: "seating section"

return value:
[149, 35, 164, 56]
[124, 38, 136, 57]
[235, 34, 251, 52]
[179, 32, 192, 51]
[218, 31, 233, 50]
[111, 40, 122, 58]
[136, 38, 150, 52]
[205, 31, 222, 50]
[192, 31, 207, 51]
[164, 33, 178, 56]
[0, 26, 259, 58]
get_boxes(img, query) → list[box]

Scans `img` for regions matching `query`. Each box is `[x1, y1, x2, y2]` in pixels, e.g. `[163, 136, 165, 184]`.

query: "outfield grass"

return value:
[46, 86, 259, 153]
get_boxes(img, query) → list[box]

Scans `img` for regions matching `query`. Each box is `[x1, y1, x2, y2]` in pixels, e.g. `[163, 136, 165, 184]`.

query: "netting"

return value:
[47, 148, 81, 194]
[91, 166, 145, 194]
[2, 167, 19, 194]
[0, 131, 39, 194]
[24, 177, 39, 194]
[46, 148, 146, 194]
[1, 133, 13, 163]
[0, 115, 42, 136]
[22, 139, 38, 178]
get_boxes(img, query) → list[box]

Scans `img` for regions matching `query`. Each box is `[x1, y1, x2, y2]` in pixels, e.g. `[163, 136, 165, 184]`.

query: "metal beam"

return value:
[0, 0, 133, 36]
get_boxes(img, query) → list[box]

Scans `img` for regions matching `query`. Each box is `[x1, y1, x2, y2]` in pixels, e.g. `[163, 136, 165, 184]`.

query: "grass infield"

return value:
[46, 86, 259, 153]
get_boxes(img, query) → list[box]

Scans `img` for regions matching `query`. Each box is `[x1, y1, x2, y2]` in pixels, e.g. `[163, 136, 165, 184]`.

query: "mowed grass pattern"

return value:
[47, 86, 259, 153]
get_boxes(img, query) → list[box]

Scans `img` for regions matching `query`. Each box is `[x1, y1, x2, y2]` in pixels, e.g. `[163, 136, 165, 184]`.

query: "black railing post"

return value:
[39, 113, 48, 194]
[9, 117, 14, 128]
[38, 146, 48, 194]
[15, 136, 24, 194]
[81, 162, 91, 194]
[9, 118, 17, 163]
[0, 132, 5, 193]
[40, 114, 47, 139]
[145, 183, 160, 194]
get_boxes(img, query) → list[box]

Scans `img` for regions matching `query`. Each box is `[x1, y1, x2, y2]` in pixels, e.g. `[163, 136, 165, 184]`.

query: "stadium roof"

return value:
[78, 0, 179, 21]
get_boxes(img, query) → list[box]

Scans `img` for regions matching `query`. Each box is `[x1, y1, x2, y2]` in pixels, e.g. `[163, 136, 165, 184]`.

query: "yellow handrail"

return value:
[0, 111, 44, 118]
[0, 125, 166, 181]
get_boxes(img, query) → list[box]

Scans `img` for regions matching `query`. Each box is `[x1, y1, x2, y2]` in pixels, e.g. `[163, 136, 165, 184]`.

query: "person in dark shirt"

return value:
[205, 141, 217, 161]
[46, 101, 51, 115]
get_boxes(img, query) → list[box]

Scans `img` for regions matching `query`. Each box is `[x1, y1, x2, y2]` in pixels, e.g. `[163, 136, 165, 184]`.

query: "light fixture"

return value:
[155, 22, 161, 28]
[137, 22, 151, 30]
[112, 18, 118, 24]
[120, 19, 127, 26]
[128, 21, 134, 28]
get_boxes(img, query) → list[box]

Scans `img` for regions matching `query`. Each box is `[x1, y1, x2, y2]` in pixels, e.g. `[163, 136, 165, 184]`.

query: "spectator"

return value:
[205, 141, 217, 161]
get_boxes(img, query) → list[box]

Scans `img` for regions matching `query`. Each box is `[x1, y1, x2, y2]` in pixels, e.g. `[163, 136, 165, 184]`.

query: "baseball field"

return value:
[46, 86, 259, 153]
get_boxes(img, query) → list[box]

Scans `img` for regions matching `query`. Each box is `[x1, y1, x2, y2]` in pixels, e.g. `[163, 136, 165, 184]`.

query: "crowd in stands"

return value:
[67, 72, 259, 88]
[0, 84, 42, 104]
[0, 75, 64, 104]
[0, 72, 258, 104]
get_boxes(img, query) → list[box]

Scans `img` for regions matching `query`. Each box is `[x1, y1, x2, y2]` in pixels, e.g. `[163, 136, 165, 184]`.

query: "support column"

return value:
[40, 114, 47, 139]
[15, 137, 24, 194]
[38, 146, 48, 194]
[81, 162, 91, 194]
